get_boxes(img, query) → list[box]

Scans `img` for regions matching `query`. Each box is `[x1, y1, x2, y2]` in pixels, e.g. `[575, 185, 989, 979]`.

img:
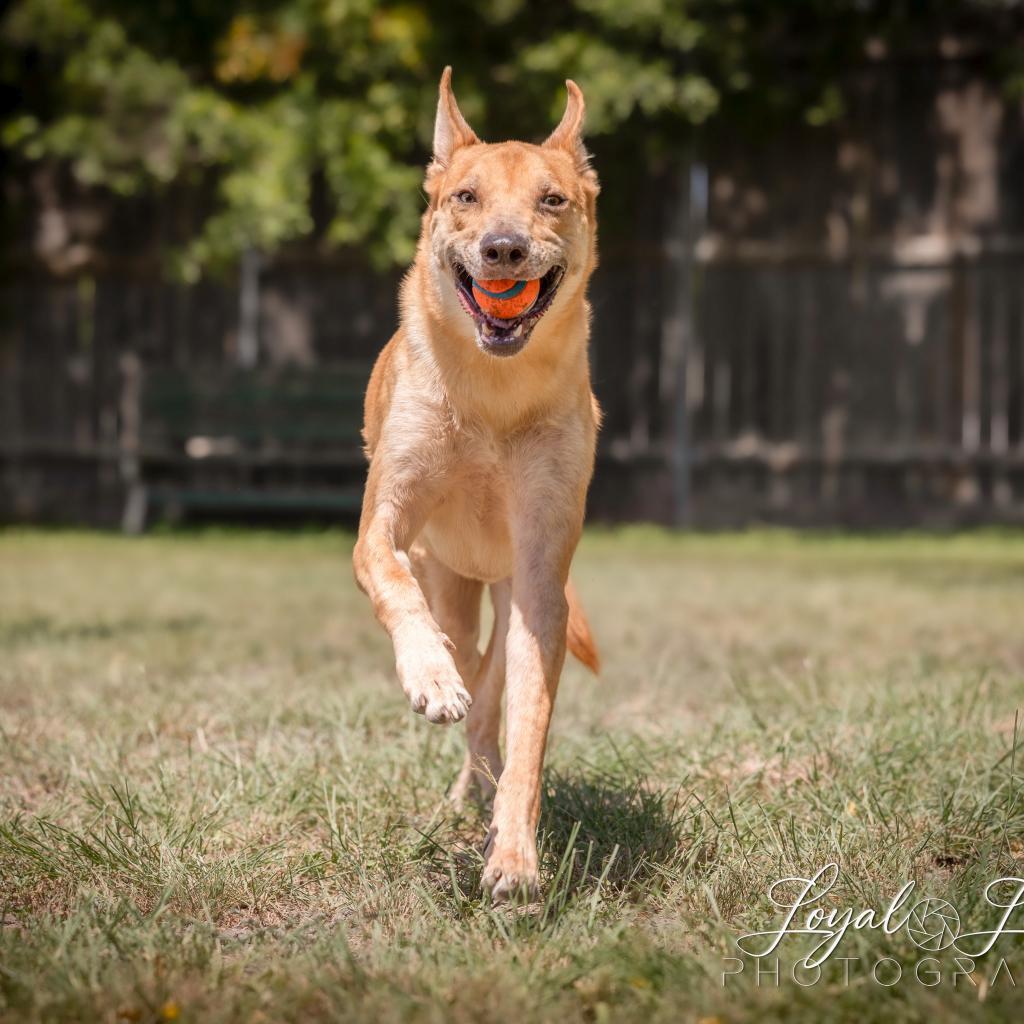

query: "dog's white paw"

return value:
[396, 633, 472, 724]
[407, 674, 472, 724]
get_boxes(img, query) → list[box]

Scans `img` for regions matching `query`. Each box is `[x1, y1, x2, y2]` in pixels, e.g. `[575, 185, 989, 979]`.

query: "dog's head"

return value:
[421, 67, 600, 358]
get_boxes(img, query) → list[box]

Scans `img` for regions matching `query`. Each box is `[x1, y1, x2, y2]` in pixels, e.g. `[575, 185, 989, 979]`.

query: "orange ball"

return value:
[472, 277, 541, 320]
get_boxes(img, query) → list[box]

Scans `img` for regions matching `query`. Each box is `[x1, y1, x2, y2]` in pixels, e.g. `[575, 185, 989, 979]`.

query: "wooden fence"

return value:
[2, 240, 1024, 527]
[589, 235, 1024, 525]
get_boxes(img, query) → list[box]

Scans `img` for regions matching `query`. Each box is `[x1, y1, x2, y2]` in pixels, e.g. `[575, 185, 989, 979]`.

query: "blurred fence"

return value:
[591, 239, 1024, 525]
[2, 237, 1024, 527]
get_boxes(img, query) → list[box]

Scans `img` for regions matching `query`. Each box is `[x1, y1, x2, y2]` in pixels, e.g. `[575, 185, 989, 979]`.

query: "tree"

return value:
[3, 0, 1021, 276]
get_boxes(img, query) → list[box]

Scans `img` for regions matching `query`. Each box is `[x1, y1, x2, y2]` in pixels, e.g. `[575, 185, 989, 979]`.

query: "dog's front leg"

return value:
[481, 484, 582, 901]
[353, 459, 472, 724]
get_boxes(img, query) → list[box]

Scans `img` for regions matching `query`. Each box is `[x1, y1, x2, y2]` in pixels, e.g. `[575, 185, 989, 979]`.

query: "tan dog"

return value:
[353, 67, 600, 902]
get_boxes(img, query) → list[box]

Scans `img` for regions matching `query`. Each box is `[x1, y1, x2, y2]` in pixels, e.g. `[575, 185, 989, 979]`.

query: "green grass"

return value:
[2, 528, 1024, 1022]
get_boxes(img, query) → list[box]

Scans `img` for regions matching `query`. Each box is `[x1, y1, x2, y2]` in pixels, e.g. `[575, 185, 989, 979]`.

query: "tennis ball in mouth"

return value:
[471, 277, 541, 320]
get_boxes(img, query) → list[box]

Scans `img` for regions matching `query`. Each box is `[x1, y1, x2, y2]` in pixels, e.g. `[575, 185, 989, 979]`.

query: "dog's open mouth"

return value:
[450, 262, 565, 356]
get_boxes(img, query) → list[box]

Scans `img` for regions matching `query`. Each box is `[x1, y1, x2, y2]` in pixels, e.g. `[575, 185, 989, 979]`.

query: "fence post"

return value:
[238, 246, 262, 368]
[661, 155, 707, 527]
[118, 351, 147, 533]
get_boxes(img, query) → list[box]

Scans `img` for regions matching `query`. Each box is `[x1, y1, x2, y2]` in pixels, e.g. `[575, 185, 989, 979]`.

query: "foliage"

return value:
[2, 0, 1021, 274]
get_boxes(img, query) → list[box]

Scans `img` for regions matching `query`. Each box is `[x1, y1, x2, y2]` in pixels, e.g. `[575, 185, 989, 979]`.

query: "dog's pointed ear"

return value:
[544, 79, 592, 172]
[432, 66, 480, 169]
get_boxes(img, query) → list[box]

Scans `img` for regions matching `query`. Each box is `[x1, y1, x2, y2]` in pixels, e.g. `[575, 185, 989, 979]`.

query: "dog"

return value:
[353, 67, 601, 902]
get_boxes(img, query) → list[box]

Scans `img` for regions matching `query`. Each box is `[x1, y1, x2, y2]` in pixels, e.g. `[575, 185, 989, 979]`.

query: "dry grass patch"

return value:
[2, 528, 1024, 1022]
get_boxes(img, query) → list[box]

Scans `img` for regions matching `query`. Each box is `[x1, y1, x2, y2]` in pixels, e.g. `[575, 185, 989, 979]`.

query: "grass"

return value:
[2, 527, 1024, 1022]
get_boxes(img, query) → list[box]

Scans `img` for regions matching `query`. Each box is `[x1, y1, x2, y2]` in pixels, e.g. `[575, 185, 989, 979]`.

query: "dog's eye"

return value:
[453, 190, 477, 204]
[541, 194, 567, 209]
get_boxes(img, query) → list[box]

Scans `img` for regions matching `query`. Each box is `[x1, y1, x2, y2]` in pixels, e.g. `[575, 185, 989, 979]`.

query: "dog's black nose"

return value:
[479, 231, 530, 271]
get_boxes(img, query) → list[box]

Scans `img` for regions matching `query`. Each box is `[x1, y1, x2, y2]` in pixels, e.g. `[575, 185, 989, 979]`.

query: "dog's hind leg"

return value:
[450, 579, 509, 805]
[408, 542, 483, 686]
[409, 545, 507, 804]
[404, 544, 501, 804]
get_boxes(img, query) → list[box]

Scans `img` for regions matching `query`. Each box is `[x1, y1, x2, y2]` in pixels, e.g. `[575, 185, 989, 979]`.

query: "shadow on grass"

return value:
[410, 761, 696, 931]
[415, 764, 688, 904]
[538, 766, 687, 894]
[0, 614, 205, 648]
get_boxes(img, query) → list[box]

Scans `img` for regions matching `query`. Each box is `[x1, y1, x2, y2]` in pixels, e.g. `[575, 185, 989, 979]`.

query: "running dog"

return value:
[354, 67, 601, 902]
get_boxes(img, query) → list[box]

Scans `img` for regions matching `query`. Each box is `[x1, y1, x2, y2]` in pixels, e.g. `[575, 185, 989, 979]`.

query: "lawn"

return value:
[2, 528, 1024, 1022]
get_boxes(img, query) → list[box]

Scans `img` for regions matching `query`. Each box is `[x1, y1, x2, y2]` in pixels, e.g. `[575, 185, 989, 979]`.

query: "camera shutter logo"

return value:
[905, 899, 960, 951]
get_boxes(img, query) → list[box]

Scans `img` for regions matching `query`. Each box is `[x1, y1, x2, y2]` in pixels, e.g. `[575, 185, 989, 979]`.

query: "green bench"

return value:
[119, 360, 371, 532]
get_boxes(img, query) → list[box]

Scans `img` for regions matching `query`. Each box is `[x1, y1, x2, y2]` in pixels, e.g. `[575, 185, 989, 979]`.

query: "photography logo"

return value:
[721, 864, 1024, 989]
[904, 899, 959, 952]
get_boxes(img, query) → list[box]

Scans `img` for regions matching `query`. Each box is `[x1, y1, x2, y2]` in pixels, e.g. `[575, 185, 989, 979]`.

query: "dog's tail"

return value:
[565, 578, 600, 674]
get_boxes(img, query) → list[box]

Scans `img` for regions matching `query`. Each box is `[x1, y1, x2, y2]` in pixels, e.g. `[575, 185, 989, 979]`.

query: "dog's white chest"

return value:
[418, 441, 515, 583]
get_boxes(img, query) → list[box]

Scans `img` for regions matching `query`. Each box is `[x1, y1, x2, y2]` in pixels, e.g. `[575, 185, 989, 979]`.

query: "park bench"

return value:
[119, 359, 371, 532]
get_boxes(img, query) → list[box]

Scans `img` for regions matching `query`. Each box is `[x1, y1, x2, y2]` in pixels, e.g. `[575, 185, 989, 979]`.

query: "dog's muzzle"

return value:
[449, 261, 565, 357]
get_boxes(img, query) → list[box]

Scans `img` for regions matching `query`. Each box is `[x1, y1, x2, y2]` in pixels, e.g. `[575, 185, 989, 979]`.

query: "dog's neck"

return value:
[400, 258, 593, 434]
